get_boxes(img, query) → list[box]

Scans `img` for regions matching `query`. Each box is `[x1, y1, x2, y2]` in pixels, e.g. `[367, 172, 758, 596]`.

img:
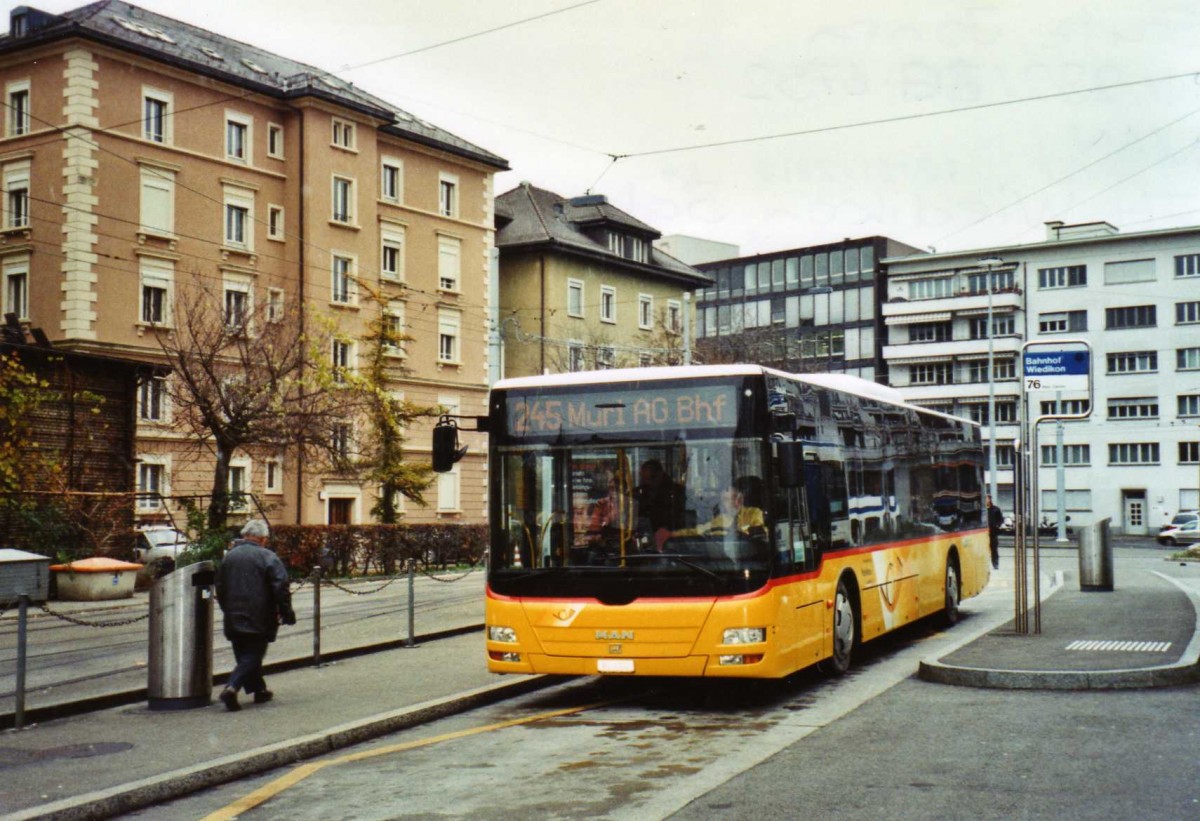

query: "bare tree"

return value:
[155, 278, 355, 532]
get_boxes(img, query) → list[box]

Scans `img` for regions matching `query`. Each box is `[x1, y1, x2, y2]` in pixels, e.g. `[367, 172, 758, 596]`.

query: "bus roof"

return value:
[492, 366, 973, 427]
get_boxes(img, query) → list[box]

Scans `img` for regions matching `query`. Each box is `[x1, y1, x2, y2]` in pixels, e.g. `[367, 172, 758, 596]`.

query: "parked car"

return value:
[1157, 511, 1200, 546]
[134, 526, 190, 563]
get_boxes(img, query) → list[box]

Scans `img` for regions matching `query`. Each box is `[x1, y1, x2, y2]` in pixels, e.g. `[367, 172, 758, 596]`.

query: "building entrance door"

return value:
[1122, 490, 1147, 536]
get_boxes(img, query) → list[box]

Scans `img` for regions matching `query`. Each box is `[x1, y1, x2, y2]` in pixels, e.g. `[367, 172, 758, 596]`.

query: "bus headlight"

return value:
[488, 626, 517, 643]
[723, 627, 765, 645]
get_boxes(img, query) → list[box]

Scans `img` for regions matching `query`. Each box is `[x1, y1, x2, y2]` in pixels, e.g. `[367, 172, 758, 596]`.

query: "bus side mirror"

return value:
[776, 441, 805, 487]
[432, 422, 468, 473]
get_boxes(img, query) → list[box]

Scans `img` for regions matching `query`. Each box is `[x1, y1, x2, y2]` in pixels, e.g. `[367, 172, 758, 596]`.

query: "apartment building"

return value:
[494, 184, 709, 377]
[692, 236, 924, 381]
[883, 220, 1200, 534]
[0, 2, 507, 527]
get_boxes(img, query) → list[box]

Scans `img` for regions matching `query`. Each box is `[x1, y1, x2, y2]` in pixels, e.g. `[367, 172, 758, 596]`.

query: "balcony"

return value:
[882, 289, 1022, 321]
[883, 334, 1022, 363]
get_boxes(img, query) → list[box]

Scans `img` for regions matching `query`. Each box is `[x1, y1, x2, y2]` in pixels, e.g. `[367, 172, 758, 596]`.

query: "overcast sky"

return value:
[35, 0, 1200, 256]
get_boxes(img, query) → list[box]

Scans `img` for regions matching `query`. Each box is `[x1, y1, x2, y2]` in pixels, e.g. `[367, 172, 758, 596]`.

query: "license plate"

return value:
[597, 658, 634, 673]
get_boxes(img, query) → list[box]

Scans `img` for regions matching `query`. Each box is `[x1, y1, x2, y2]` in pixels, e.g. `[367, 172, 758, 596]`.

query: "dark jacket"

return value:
[216, 539, 293, 641]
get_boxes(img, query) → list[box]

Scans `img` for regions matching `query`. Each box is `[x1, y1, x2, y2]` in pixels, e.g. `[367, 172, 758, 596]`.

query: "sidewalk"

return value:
[3, 551, 1199, 821]
[920, 559, 1200, 689]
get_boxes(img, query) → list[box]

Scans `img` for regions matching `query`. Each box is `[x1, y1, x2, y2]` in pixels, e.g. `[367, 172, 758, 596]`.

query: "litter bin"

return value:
[148, 561, 216, 710]
[1078, 517, 1113, 592]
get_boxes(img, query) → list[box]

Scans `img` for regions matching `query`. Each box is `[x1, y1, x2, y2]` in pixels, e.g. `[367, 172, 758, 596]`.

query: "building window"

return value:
[567, 279, 584, 317]
[224, 281, 251, 331]
[267, 123, 283, 158]
[225, 113, 250, 162]
[1176, 301, 1200, 325]
[332, 423, 353, 460]
[969, 315, 1014, 339]
[908, 277, 954, 300]
[331, 255, 355, 305]
[1105, 305, 1156, 329]
[1179, 348, 1200, 371]
[437, 465, 460, 512]
[438, 309, 461, 364]
[332, 117, 355, 149]
[266, 287, 284, 323]
[1107, 351, 1157, 374]
[966, 269, 1014, 293]
[1175, 254, 1200, 278]
[1103, 258, 1155, 285]
[1040, 398, 1090, 416]
[667, 300, 682, 333]
[332, 176, 354, 224]
[7, 80, 29, 137]
[437, 234, 460, 291]
[3, 259, 28, 320]
[267, 205, 284, 240]
[568, 342, 585, 372]
[265, 457, 283, 494]
[638, 294, 652, 330]
[384, 301, 406, 355]
[381, 224, 405, 281]
[994, 444, 1015, 469]
[596, 345, 615, 369]
[1108, 443, 1159, 465]
[911, 362, 951, 385]
[137, 462, 165, 511]
[1181, 442, 1200, 465]
[142, 89, 171, 144]
[600, 286, 616, 323]
[1037, 265, 1086, 289]
[1041, 444, 1090, 466]
[381, 158, 402, 202]
[140, 259, 172, 325]
[222, 184, 255, 251]
[139, 166, 174, 235]
[909, 321, 952, 342]
[1107, 397, 1158, 420]
[138, 374, 166, 422]
[228, 462, 249, 511]
[438, 173, 458, 217]
[1037, 310, 1086, 334]
[3, 159, 29, 229]
[1179, 395, 1200, 418]
[331, 339, 353, 383]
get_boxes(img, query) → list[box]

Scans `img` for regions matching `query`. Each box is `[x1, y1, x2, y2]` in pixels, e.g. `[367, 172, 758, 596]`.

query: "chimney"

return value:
[1045, 221, 1064, 241]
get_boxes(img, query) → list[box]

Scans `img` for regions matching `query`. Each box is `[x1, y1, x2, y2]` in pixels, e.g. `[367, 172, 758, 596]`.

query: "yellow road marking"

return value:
[201, 700, 609, 821]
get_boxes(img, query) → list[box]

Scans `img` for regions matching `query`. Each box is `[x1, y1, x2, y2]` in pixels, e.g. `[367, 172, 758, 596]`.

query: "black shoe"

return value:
[253, 689, 274, 704]
[219, 688, 241, 712]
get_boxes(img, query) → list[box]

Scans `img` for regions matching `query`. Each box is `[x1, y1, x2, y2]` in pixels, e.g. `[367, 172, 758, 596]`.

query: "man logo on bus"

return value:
[596, 630, 634, 640]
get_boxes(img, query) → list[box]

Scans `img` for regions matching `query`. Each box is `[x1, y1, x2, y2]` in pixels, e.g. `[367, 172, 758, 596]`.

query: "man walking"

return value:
[216, 519, 295, 711]
[987, 495, 1003, 570]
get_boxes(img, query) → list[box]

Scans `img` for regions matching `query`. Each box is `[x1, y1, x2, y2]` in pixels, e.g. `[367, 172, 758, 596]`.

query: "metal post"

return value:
[1031, 419, 1042, 634]
[15, 594, 28, 730]
[312, 566, 322, 667]
[682, 291, 692, 366]
[406, 559, 416, 648]
[1055, 407, 1068, 543]
[987, 269, 998, 504]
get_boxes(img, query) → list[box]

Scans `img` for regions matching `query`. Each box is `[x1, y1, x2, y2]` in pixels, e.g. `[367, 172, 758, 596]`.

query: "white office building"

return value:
[882, 220, 1200, 535]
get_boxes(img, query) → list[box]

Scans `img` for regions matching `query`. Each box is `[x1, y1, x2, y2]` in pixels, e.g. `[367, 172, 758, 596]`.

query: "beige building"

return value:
[495, 184, 710, 377]
[0, 2, 507, 527]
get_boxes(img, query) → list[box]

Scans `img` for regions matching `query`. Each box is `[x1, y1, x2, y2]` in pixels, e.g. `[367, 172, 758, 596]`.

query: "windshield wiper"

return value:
[620, 553, 726, 582]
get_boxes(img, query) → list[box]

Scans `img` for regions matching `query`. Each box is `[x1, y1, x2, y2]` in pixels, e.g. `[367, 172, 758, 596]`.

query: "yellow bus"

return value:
[436, 365, 990, 678]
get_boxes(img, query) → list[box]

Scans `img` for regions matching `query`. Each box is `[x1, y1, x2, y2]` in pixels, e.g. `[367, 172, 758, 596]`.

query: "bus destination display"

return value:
[507, 385, 739, 437]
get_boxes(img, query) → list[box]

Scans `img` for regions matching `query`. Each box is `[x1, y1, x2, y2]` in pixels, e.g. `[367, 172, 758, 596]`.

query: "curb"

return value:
[6, 674, 557, 821]
[919, 571, 1200, 690]
[0, 624, 483, 731]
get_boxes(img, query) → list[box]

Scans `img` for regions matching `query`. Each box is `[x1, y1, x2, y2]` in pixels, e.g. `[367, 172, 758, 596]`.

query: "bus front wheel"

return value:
[825, 578, 857, 675]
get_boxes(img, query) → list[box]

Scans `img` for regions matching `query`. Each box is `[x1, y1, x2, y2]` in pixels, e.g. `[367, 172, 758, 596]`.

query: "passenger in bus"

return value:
[636, 459, 686, 548]
[586, 472, 624, 544]
[671, 476, 766, 541]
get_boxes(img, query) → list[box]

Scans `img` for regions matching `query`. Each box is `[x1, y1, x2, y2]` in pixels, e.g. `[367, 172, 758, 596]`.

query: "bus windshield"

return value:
[491, 435, 769, 599]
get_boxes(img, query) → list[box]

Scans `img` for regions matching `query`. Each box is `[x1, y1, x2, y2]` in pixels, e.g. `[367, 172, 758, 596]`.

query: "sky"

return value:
[32, 0, 1200, 257]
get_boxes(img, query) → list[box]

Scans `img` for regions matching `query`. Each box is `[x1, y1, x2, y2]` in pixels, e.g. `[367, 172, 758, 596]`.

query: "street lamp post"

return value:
[978, 257, 1005, 507]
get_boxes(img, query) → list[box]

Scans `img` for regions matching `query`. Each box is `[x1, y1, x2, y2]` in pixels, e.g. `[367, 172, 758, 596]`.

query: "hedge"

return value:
[270, 523, 488, 577]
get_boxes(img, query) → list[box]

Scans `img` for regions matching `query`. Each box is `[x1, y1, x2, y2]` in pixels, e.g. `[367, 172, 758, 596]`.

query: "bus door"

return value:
[774, 440, 824, 667]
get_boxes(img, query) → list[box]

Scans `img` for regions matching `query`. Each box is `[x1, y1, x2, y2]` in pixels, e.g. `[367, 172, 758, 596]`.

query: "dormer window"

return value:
[607, 231, 648, 263]
[11, 12, 25, 37]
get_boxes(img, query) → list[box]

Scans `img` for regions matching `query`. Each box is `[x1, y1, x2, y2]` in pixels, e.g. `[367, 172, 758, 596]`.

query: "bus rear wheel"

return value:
[943, 561, 961, 626]
[825, 578, 856, 675]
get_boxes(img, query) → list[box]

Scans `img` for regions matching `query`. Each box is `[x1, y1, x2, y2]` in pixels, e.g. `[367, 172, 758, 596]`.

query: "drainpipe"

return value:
[294, 111, 306, 525]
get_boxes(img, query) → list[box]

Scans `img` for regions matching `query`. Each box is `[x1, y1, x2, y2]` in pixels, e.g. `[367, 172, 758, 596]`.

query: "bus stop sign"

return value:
[1023, 346, 1090, 393]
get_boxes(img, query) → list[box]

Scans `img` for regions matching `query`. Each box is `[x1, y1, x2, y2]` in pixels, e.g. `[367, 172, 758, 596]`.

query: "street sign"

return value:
[1023, 347, 1090, 393]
